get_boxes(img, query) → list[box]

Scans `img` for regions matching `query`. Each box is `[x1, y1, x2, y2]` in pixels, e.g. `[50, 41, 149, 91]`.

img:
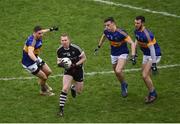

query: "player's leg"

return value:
[142, 56, 157, 103]
[70, 68, 84, 98]
[62, 75, 73, 93]
[41, 63, 53, 91]
[35, 70, 55, 96]
[37, 57, 53, 91]
[23, 63, 54, 96]
[58, 75, 73, 117]
[73, 81, 83, 94]
[70, 83, 76, 98]
[112, 56, 128, 97]
[41, 63, 52, 76]
[75, 82, 83, 94]
[35, 71, 48, 92]
[113, 59, 126, 82]
[142, 61, 155, 92]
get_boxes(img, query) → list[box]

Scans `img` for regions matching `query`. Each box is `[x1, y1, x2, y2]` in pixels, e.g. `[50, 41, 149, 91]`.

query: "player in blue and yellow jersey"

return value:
[134, 16, 161, 103]
[22, 25, 58, 96]
[94, 17, 136, 97]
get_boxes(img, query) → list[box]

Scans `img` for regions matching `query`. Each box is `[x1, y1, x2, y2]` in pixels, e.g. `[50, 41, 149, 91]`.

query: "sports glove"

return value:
[94, 45, 100, 55]
[49, 26, 58, 31]
[58, 61, 65, 68]
[58, 60, 70, 70]
[35, 59, 44, 68]
[151, 63, 157, 72]
[130, 55, 137, 65]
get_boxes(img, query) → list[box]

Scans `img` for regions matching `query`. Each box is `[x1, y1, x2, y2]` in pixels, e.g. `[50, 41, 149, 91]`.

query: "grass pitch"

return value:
[0, 0, 180, 122]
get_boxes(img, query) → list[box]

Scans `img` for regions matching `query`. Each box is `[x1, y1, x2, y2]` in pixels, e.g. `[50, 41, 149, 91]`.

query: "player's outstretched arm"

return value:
[94, 34, 106, 55]
[41, 26, 59, 33]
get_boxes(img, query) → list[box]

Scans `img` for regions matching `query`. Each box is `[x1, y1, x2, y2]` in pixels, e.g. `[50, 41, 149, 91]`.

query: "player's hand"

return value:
[35, 59, 44, 68]
[50, 26, 59, 31]
[58, 61, 70, 70]
[130, 55, 137, 65]
[151, 63, 158, 75]
[62, 60, 70, 70]
[94, 46, 100, 55]
[58, 61, 65, 68]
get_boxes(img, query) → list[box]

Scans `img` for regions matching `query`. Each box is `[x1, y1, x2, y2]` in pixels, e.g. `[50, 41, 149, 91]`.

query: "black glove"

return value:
[35, 59, 44, 68]
[49, 26, 58, 31]
[58, 60, 70, 70]
[135, 54, 138, 58]
[130, 55, 137, 65]
[58, 61, 65, 68]
[151, 63, 157, 72]
[94, 45, 100, 55]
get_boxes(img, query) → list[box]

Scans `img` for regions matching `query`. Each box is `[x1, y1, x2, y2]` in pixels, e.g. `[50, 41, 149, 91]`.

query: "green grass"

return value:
[0, 0, 180, 122]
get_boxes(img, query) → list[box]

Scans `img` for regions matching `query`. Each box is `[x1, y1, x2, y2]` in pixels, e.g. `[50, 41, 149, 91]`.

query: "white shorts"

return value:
[142, 55, 161, 64]
[111, 54, 128, 64]
[22, 56, 43, 73]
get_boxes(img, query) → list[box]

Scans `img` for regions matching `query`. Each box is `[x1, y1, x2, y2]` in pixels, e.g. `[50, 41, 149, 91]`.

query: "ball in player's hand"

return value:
[61, 57, 72, 69]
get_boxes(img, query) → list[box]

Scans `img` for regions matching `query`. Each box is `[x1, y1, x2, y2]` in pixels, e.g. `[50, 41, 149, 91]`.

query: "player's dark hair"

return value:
[136, 16, 145, 23]
[104, 17, 115, 23]
[33, 26, 42, 32]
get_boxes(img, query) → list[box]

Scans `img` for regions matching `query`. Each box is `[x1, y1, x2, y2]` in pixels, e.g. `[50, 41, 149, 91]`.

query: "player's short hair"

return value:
[60, 33, 71, 40]
[33, 26, 42, 32]
[61, 33, 69, 38]
[104, 17, 115, 23]
[135, 16, 145, 23]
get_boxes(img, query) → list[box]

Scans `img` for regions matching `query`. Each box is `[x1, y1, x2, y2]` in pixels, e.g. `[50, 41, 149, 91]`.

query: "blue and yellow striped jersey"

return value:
[134, 28, 161, 56]
[104, 28, 130, 56]
[22, 35, 42, 66]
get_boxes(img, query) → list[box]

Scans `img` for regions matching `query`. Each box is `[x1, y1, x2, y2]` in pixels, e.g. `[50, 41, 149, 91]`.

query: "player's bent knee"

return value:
[115, 68, 123, 74]
[35, 70, 48, 81]
[47, 69, 52, 76]
[49, 69, 52, 74]
[42, 75, 48, 81]
[39, 74, 48, 81]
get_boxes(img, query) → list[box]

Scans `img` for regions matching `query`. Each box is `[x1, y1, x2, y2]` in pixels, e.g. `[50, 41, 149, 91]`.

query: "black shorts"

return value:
[64, 67, 84, 82]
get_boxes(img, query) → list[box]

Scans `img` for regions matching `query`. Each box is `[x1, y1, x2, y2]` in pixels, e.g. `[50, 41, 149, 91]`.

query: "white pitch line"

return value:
[0, 64, 180, 81]
[92, 0, 180, 18]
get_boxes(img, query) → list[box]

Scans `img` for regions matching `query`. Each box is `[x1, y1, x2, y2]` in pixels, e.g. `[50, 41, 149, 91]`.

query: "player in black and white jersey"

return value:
[57, 33, 86, 117]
